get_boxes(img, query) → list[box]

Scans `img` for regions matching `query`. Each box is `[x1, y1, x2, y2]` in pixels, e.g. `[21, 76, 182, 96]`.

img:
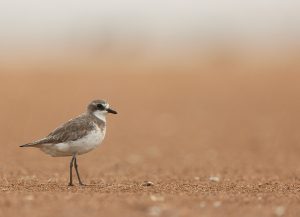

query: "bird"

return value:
[20, 99, 117, 186]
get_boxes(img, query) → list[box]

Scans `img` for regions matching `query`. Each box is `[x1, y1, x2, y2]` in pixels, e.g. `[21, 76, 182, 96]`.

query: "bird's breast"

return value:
[72, 125, 106, 150]
[58, 125, 106, 155]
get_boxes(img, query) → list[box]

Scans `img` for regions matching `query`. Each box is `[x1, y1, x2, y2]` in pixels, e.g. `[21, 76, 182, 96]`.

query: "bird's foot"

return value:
[79, 182, 87, 186]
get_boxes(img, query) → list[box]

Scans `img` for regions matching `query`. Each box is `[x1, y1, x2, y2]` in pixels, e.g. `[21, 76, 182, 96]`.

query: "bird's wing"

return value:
[45, 115, 96, 144]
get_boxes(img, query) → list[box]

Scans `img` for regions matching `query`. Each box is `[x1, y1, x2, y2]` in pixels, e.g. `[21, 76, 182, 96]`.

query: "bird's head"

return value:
[87, 100, 117, 119]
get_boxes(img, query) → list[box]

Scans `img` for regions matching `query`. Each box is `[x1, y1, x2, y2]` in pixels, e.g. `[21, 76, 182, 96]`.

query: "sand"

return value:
[0, 70, 300, 217]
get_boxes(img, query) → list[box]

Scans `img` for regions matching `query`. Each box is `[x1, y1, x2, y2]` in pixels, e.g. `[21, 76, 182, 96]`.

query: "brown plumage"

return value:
[20, 99, 109, 147]
[20, 114, 105, 147]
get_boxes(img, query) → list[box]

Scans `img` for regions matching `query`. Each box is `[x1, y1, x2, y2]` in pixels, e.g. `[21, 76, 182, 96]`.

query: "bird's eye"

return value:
[97, 104, 105, 110]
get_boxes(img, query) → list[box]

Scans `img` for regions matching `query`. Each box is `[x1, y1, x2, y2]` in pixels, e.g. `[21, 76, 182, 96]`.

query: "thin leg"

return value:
[74, 156, 85, 185]
[68, 155, 75, 186]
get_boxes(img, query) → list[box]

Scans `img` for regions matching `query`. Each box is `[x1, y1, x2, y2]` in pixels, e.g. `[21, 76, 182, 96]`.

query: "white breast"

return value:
[40, 124, 106, 157]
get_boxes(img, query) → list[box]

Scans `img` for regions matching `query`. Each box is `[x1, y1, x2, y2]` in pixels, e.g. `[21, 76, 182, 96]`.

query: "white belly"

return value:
[40, 126, 106, 157]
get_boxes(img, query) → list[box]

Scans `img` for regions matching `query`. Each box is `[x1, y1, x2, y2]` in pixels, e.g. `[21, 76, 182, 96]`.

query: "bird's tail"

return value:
[20, 138, 49, 147]
[20, 143, 36, 147]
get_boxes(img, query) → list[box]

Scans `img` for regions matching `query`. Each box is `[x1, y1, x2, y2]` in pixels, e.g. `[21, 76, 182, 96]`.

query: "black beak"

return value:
[106, 108, 117, 114]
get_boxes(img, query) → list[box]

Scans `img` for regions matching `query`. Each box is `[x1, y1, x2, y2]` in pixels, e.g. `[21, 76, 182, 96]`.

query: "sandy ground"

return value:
[1, 70, 300, 217]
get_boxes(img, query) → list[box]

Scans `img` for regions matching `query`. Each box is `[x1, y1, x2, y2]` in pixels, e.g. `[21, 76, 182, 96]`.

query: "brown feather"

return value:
[22, 113, 106, 147]
[47, 113, 105, 144]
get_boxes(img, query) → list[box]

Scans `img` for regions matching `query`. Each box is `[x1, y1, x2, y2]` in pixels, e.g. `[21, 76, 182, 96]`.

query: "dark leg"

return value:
[74, 156, 85, 185]
[68, 155, 75, 186]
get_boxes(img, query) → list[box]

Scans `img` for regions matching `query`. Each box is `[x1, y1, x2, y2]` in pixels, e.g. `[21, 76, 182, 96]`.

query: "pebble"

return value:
[24, 195, 34, 201]
[143, 181, 154, 187]
[150, 195, 165, 202]
[148, 206, 161, 216]
[209, 176, 220, 182]
[213, 201, 222, 208]
[274, 206, 285, 216]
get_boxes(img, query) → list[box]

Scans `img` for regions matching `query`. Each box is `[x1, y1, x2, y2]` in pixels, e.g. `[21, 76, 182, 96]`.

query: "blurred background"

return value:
[1, 0, 300, 173]
[1, 1, 300, 216]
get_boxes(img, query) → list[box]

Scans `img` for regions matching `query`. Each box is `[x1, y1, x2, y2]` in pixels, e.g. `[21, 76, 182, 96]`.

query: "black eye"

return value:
[97, 104, 105, 110]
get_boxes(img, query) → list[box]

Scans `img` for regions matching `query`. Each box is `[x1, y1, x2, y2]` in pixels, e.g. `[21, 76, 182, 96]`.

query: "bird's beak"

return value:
[106, 108, 118, 114]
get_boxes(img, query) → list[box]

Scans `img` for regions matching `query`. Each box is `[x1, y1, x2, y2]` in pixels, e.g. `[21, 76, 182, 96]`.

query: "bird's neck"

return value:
[92, 111, 107, 122]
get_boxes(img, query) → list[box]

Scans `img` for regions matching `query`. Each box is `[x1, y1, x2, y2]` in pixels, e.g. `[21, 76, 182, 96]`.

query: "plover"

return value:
[20, 99, 117, 186]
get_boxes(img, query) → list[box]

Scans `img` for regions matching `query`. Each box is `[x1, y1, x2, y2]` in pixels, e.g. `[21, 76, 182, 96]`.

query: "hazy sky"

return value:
[0, 0, 299, 46]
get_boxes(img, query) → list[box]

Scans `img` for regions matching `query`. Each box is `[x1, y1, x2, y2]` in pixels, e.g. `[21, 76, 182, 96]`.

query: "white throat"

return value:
[93, 111, 107, 122]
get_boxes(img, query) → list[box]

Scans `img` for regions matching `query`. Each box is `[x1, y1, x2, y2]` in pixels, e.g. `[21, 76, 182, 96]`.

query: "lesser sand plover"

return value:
[20, 99, 117, 186]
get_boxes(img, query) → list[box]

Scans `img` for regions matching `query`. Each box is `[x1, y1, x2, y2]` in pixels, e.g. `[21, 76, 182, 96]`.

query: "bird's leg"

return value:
[68, 155, 75, 186]
[74, 156, 85, 185]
